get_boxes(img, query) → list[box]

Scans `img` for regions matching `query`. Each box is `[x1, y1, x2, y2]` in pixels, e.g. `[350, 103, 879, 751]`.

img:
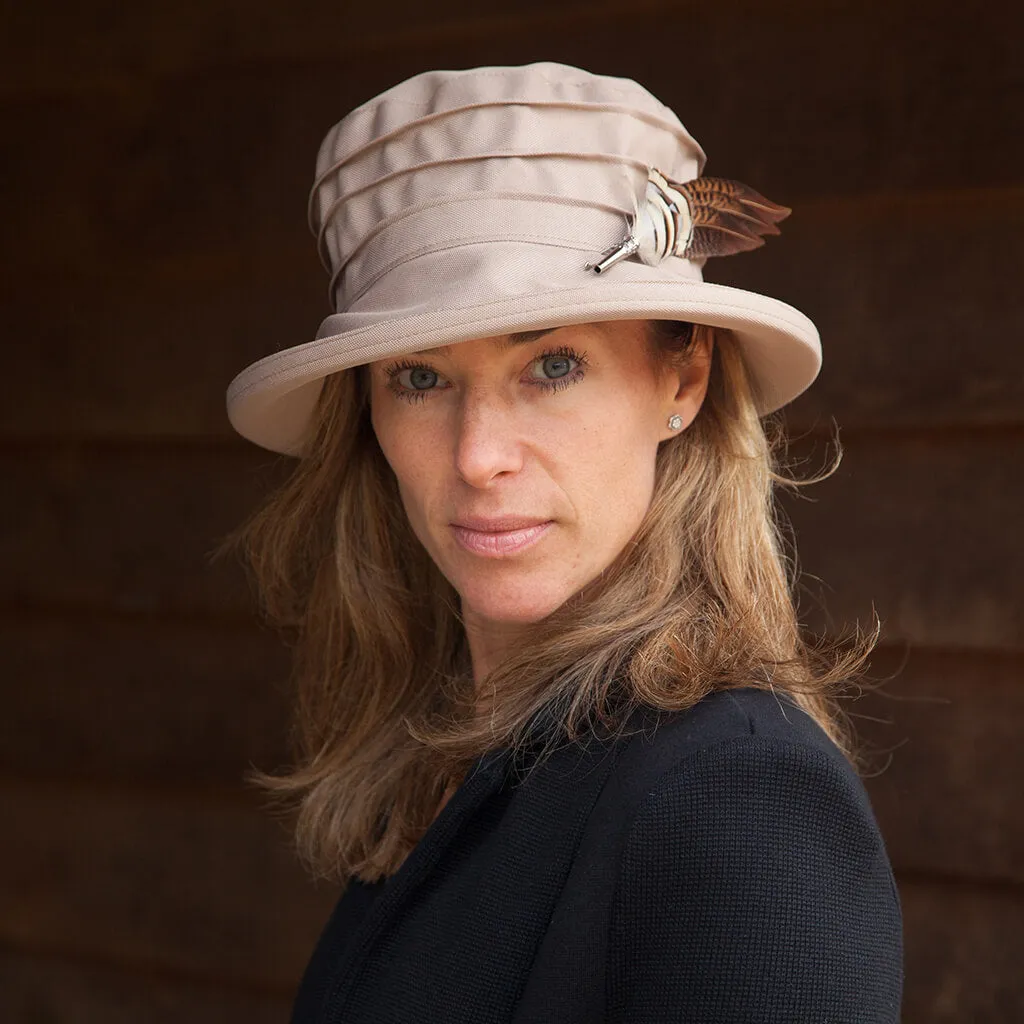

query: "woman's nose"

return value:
[453, 389, 524, 487]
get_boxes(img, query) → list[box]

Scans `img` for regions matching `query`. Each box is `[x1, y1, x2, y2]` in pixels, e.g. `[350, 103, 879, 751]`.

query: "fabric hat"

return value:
[226, 61, 821, 455]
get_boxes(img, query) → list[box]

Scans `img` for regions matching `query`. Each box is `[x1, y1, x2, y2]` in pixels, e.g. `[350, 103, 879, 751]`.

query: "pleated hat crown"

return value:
[227, 62, 820, 455]
[310, 62, 707, 313]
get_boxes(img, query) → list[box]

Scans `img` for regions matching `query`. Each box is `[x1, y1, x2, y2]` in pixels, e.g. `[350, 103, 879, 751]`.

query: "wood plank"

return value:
[4, 435, 1022, 648]
[2, 263, 322, 440]
[3, 616, 1019, 881]
[899, 878, 1024, 1022]
[0, 616, 291, 784]
[0, 781, 340, 993]
[5, 188, 1023, 439]
[1, 264, 322, 439]
[6, 0, 1020, 222]
[1, 0, 563, 91]
[713, 188, 1024, 432]
[2, 888, 1023, 1024]
[2, 787, 1022, 1018]
[853, 647, 1024, 884]
[0, 443, 287, 616]
[779, 433, 1024, 651]
[0, 948, 290, 1023]
[4, 2, 1020, 277]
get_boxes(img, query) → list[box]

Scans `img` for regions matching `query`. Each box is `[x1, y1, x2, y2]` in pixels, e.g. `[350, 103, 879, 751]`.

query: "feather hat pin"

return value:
[588, 167, 791, 273]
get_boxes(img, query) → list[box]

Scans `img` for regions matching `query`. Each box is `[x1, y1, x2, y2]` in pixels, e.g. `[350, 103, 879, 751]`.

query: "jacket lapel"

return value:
[321, 723, 628, 1022]
[319, 745, 512, 1015]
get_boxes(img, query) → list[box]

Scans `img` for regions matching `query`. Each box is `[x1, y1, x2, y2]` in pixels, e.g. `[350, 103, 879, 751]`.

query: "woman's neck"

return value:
[462, 607, 532, 685]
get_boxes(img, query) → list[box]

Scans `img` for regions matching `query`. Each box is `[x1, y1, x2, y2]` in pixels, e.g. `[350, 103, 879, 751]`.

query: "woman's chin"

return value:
[457, 580, 570, 628]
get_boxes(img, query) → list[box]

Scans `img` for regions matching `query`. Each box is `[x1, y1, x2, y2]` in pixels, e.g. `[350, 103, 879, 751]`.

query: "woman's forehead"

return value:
[378, 320, 650, 364]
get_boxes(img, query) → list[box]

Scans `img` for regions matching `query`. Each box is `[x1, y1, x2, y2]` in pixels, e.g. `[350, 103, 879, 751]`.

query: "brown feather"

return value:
[672, 176, 791, 259]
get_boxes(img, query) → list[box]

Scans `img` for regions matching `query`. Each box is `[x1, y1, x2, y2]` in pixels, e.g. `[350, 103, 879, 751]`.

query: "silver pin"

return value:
[586, 236, 639, 274]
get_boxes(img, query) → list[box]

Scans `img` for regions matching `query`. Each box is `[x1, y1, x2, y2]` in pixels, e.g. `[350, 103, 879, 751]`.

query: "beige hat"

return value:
[226, 61, 821, 455]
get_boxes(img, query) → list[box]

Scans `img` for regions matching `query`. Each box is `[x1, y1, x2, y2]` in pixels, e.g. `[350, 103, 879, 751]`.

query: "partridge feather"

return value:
[672, 175, 790, 258]
[589, 167, 791, 273]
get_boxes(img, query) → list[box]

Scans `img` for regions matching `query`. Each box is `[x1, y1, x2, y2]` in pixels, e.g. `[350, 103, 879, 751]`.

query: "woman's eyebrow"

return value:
[505, 327, 560, 347]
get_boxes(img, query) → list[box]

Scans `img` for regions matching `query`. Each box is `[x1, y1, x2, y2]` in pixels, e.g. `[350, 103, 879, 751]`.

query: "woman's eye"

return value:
[386, 348, 586, 403]
[530, 354, 577, 380]
[398, 367, 439, 391]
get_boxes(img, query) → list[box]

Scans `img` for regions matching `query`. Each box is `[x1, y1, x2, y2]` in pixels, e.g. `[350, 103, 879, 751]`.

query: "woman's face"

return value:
[368, 319, 710, 630]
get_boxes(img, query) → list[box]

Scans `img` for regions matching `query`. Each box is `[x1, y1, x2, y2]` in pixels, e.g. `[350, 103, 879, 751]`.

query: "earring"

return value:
[667, 414, 683, 431]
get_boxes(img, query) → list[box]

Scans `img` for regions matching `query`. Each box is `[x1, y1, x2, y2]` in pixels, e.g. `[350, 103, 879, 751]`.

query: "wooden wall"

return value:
[3, 1, 1021, 1019]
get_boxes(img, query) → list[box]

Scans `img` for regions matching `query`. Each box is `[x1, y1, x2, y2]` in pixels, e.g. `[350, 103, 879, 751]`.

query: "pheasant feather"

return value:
[589, 167, 790, 273]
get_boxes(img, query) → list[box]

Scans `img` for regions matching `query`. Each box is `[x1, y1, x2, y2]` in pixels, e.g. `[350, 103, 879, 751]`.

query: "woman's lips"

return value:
[450, 520, 553, 557]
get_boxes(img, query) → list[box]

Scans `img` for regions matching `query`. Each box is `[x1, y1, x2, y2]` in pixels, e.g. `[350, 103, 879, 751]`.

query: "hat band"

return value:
[329, 190, 630, 305]
[334, 194, 702, 312]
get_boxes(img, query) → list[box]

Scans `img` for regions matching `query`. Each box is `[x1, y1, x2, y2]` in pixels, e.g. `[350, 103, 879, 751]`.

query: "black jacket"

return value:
[291, 687, 903, 1022]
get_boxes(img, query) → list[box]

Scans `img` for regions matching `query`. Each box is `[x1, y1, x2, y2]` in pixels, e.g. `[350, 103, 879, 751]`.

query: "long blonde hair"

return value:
[221, 322, 877, 883]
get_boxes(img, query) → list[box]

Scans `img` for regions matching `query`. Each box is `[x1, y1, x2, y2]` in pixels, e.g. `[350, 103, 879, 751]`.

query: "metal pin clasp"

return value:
[586, 236, 639, 274]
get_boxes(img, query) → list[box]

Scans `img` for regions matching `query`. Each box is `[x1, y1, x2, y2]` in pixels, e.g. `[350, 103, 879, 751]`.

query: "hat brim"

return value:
[226, 276, 820, 455]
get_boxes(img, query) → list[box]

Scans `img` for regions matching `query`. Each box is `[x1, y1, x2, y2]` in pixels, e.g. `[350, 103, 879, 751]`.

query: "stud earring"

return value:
[667, 414, 683, 431]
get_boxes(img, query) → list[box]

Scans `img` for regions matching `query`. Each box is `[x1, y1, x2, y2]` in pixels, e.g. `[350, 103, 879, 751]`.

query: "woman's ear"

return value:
[658, 330, 713, 441]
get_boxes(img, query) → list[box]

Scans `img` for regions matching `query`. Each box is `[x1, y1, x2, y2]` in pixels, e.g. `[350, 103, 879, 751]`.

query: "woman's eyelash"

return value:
[384, 346, 589, 402]
[527, 346, 589, 392]
[383, 359, 439, 403]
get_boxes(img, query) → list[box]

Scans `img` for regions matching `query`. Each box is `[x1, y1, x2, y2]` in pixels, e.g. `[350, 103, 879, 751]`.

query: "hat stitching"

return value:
[342, 233, 610, 309]
[308, 96, 698, 231]
[326, 191, 632, 302]
[447, 67, 678, 114]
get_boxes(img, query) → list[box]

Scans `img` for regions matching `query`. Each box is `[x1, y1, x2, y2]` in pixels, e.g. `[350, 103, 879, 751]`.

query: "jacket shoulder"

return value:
[603, 689, 903, 1021]
[610, 685, 850, 791]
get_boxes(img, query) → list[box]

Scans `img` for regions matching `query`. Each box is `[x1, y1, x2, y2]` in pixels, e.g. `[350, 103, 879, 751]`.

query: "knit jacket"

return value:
[291, 686, 903, 1022]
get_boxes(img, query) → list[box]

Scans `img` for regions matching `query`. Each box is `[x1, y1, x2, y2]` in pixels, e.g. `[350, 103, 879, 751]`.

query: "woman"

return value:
[225, 62, 903, 1022]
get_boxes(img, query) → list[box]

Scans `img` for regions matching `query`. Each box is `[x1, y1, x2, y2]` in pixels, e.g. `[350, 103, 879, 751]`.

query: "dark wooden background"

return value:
[2, 1, 1021, 1019]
